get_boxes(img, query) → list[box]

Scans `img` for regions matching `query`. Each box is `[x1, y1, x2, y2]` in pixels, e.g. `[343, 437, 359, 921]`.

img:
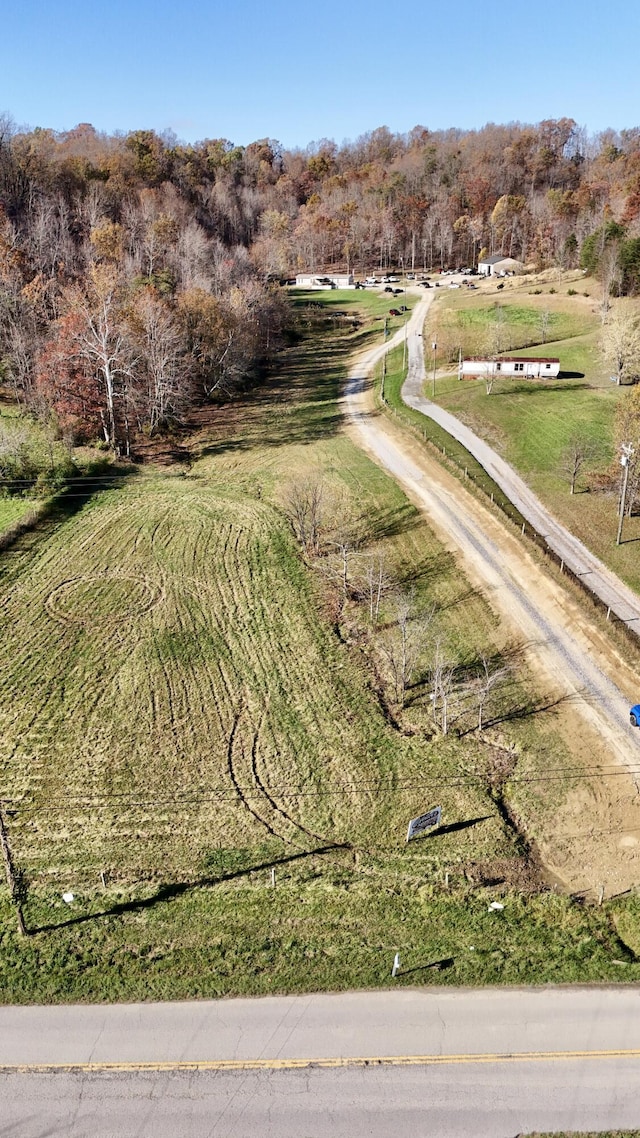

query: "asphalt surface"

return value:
[344, 295, 640, 768]
[3, 990, 640, 1136]
[4, 1060, 640, 1138]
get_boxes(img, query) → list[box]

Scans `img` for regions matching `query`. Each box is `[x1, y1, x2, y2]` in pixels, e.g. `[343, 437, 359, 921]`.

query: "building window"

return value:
[515, 362, 524, 372]
[496, 362, 501, 371]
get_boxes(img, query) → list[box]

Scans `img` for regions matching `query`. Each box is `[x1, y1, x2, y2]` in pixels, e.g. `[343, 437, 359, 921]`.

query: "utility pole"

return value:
[432, 341, 438, 398]
[0, 802, 27, 936]
[616, 443, 635, 546]
[402, 318, 408, 371]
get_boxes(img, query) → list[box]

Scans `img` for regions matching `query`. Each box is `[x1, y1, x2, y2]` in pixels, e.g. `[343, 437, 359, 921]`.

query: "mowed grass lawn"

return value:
[0, 497, 35, 531]
[425, 287, 640, 591]
[1, 292, 640, 1001]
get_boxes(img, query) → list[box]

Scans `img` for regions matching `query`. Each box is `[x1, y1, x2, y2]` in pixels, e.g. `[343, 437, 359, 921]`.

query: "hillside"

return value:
[1, 296, 640, 1000]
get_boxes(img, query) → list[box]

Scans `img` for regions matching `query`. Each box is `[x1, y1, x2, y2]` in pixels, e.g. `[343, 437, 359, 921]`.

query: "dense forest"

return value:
[1, 114, 640, 456]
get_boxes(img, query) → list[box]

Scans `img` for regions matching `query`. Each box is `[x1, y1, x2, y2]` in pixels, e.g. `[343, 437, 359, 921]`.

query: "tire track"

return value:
[225, 707, 286, 842]
[249, 712, 325, 844]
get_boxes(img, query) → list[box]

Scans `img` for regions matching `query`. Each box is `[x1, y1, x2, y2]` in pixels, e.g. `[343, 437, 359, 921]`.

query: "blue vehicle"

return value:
[631, 704, 640, 728]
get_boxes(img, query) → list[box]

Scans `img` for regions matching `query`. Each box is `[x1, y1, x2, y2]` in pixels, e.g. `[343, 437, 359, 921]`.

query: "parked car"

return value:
[420, 281, 431, 288]
[631, 704, 640, 727]
[393, 288, 403, 295]
[384, 286, 393, 293]
[399, 305, 409, 312]
[389, 308, 401, 316]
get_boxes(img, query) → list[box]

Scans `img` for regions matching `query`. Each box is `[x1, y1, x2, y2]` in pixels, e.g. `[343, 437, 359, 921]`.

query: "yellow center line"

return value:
[3, 1050, 640, 1073]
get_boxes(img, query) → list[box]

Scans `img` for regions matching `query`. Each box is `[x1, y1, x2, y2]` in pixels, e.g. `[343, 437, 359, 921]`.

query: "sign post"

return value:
[406, 806, 442, 843]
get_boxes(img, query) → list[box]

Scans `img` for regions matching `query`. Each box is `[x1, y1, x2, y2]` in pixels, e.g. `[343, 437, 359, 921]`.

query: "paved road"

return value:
[344, 298, 640, 768]
[4, 1059, 640, 1137]
[3, 990, 640, 1136]
[402, 302, 640, 632]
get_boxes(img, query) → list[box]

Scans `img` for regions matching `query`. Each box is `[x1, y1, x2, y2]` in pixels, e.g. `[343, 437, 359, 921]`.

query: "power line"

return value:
[5, 763, 640, 812]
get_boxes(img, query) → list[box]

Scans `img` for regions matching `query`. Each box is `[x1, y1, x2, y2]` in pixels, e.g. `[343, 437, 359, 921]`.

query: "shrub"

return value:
[549, 288, 557, 294]
[567, 288, 577, 296]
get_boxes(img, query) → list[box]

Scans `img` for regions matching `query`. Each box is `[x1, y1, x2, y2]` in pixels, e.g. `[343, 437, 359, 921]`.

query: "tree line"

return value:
[2, 114, 640, 458]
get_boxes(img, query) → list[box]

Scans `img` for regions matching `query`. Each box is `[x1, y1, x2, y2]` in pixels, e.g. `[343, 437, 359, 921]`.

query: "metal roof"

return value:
[463, 356, 560, 364]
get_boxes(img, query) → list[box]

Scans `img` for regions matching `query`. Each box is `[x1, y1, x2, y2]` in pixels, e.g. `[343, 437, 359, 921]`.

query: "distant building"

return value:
[477, 256, 524, 277]
[460, 356, 560, 379]
[294, 273, 355, 289]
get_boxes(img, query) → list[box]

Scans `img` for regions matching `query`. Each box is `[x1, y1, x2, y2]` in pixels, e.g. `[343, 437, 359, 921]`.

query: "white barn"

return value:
[460, 356, 560, 379]
[477, 256, 524, 277]
[294, 273, 355, 289]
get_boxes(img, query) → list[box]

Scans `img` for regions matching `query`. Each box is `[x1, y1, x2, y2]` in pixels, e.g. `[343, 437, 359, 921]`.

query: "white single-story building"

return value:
[294, 273, 355, 289]
[460, 356, 560, 379]
[477, 256, 524, 277]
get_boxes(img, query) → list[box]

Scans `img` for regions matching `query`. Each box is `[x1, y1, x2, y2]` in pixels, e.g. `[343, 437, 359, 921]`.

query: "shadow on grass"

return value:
[397, 957, 455, 977]
[494, 380, 589, 396]
[482, 689, 584, 730]
[351, 503, 425, 549]
[29, 843, 350, 936]
[0, 467, 138, 563]
[195, 338, 347, 458]
[432, 815, 493, 838]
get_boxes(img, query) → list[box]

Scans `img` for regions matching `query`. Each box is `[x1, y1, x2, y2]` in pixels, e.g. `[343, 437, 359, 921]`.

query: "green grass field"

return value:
[1, 291, 640, 1001]
[432, 287, 600, 370]
[0, 497, 37, 531]
[424, 287, 640, 592]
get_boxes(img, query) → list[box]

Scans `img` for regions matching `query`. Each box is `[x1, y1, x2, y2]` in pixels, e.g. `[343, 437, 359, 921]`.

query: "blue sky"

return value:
[3, 0, 639, 148]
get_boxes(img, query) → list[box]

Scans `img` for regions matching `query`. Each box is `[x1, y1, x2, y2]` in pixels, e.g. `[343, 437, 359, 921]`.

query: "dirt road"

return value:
[402, 301, 640, 632]
[343, 297, 640, 892]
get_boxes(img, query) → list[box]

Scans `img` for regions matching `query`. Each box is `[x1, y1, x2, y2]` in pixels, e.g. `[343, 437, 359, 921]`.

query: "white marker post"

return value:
[392, 953, 401, 978]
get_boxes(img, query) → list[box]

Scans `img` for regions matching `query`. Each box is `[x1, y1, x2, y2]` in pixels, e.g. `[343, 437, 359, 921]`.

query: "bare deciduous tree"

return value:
[560, 434, 596, 494]
[381, 593, 435, 708]
[127, 289, 186, 434]
[363, 551, 392, 625]
[601, 308, 640, 386]
[283, 477, 324, 554]
[483, 305, 508, 394]
[431, 638, 457, 735]
[538, 308, 551, 344]
[62, 266, 135, 453]
[474, 654, 511, 731]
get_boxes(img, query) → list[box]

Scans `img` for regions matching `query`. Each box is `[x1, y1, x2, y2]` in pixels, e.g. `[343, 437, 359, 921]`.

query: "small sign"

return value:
[406, 806, 442, 842]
